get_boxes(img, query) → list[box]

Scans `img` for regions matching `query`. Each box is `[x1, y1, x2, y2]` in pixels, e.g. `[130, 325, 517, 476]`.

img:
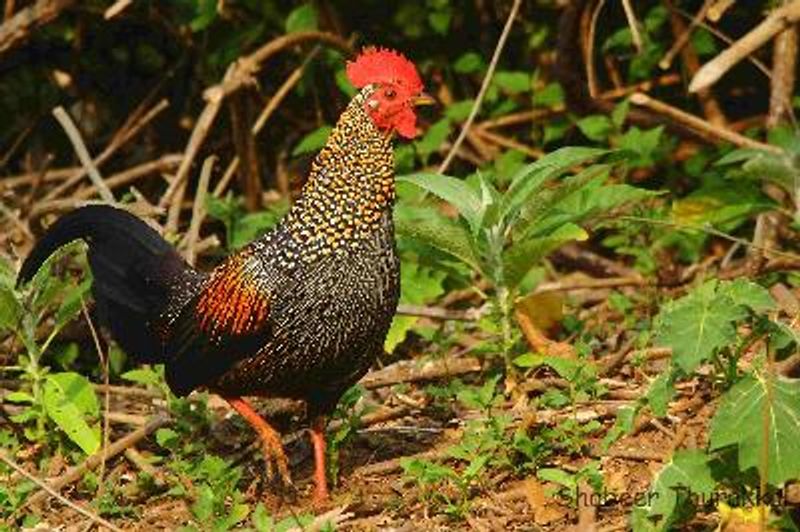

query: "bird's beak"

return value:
[412, 92, 436, 107]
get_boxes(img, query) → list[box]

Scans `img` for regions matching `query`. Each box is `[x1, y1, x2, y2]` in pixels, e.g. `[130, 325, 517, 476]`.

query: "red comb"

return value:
[346, 47, 423, 93]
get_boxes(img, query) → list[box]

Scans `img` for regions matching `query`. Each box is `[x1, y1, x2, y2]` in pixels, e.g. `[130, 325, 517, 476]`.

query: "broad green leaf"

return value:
[394, 213, 482, 274]
[0, 286, 20, 330]
[502, 147, 608, 222]
[291, 125, 331, 156]
[285, 3, 317, 33]
[415, 118, 452, 159]
[714, 148, 769, 167]
[385, 263, 445, 352]
[43, 372, 100, 455]
[719, 278, 774, 312]
[54, 279, 91, 331]
[710, 373, 800, 485]
[638, 450, 715, 528]
[503, 223, 588, 289]
[654, 280, 747, 373]
[397, 173, 483, 231]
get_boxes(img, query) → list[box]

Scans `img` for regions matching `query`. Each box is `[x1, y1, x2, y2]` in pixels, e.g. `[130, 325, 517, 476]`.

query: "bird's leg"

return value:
[225, 396, 292, 486]
[309, 415, 329, 503]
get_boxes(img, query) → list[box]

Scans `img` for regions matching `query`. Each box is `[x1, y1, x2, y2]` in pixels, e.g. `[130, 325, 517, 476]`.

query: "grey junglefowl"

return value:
[16, 47, 432, 503]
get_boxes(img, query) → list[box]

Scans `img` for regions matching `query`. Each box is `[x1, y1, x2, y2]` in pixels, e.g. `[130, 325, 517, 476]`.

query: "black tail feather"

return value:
[17, 205, 200, 363]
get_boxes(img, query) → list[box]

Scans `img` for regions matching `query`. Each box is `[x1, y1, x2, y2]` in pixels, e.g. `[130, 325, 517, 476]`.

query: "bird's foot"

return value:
[224, 396, 293, 487]
[258, 427, 293, 487]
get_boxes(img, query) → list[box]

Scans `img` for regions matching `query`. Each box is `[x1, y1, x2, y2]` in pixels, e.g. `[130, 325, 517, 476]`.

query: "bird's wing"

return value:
[162, 249, 276, 396]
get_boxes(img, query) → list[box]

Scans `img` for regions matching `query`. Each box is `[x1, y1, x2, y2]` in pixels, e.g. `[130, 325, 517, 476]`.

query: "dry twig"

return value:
[690, 0, 800, 93]
[21, 415, 170, 510]
[438, 0, 522, 174]
[52, 106, 116, 203]
[183, 155, 216, 265]
[0, 0, 74, 54]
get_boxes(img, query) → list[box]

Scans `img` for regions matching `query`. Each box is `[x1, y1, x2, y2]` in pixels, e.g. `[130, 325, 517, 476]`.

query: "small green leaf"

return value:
[192, 484, 215, 521]
[611, 98, 630, 128]
[285, 3, 317, 33]
[576, 115, 612, 142]
[710, 373, 800, 485]
[292, 125, 331, 156]
[415, 118, 451, 159]
[251, 503, 274, 532]
[537, 467, 576, 490]
[645, 372, 673, 418]
[54, 279, 91, 331]
[493, 71, 531, 94]
[121, 367, 161, 388]
[4, 391, 34, 404]
[155, 428, 179, 449]
[532, 82, 564, 108]
[428, 10, 451, 34]
[445, 100, 475, 122]
[189, 0, 217, 32]
[454, 52, 485, 74]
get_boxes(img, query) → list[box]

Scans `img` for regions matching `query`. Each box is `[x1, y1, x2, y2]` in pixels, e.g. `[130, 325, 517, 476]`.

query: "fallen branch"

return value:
[690, 0, 800, 93]
[0, 449, 122, 532]
[20, 415, 169, 510]
[360, 357, 482, 390]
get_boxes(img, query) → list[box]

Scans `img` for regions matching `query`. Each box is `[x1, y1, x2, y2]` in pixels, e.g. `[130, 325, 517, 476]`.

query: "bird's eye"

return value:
[384, 88, 396, 99]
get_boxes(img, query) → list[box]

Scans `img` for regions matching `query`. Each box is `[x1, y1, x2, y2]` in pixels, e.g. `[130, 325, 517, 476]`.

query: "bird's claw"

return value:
[260, 440, 293, 488]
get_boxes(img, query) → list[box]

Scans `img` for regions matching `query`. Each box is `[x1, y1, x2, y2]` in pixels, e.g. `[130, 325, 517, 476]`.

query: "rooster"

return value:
[17, 47, 432, 502]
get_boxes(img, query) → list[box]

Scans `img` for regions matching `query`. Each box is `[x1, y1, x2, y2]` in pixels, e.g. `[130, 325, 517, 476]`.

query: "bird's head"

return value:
[346, 47, 433, 139]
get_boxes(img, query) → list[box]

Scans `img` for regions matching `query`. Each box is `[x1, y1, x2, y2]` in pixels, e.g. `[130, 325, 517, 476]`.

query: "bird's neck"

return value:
[283, 91, 396, 254]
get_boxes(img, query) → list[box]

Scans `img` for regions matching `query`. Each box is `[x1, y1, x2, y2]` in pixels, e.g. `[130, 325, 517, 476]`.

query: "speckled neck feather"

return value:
[282, 87, 395, 259]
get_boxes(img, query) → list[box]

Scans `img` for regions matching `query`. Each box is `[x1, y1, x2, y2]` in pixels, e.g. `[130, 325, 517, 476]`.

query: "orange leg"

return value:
[225, 396, 292, 486]
[309, 416, 329, 503]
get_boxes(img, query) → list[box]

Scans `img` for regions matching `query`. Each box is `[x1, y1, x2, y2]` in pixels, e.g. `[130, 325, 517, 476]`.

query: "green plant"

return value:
[397, 148, 656, 372]
[597, 278, 800, 529]
[1, 251, 99, 455]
